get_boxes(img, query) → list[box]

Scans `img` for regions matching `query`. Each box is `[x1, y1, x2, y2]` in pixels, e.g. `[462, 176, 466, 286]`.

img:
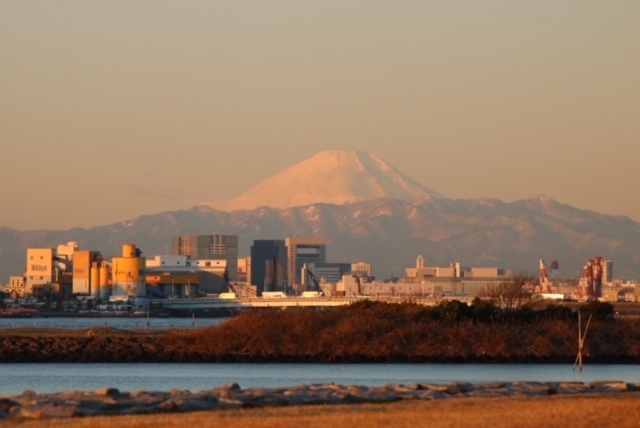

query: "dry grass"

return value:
[11, 393, 640, 428]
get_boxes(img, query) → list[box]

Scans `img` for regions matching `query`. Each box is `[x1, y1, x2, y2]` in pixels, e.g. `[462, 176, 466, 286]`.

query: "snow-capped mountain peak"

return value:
[203, 149, 444, 211]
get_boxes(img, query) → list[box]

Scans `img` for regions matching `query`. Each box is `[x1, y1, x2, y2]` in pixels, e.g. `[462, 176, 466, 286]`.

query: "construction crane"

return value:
[301, 263, 324, 296]
[306, 269, 323, 294]
[538, 259, 553, 294]
[218, 269, 238, 299]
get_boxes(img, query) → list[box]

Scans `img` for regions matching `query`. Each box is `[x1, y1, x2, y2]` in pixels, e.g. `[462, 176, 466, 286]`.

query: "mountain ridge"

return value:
[1, 195, 639, 283]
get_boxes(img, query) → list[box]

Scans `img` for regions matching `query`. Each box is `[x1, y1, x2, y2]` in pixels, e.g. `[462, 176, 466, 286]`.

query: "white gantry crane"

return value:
[538, 259, 553, 294]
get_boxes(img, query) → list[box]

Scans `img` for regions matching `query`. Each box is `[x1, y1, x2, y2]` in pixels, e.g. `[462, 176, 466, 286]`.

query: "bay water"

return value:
[0, 316, 225, 330]
[1, 363, 639, 396]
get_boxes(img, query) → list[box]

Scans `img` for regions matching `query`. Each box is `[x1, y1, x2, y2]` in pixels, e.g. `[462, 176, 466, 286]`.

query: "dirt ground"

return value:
[10, 392, 640, 428]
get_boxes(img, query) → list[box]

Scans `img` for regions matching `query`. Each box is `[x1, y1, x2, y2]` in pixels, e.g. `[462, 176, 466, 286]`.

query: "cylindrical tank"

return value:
[112, 257, 142, 297]
[99, 265, 110, 300]
[111, 244, 145, 298]
[122, 244, 136, 258]
[90, 263, 100, 298]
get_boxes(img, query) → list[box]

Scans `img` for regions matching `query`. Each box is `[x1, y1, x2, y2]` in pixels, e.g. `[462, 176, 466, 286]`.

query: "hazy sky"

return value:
[1, 1, 639, 230]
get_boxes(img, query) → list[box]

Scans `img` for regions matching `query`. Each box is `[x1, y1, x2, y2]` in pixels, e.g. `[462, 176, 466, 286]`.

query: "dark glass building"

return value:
[250, 239, 287, 296]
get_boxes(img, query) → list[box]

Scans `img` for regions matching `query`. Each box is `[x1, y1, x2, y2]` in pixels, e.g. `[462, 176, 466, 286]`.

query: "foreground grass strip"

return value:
[14, 393, 640, 428]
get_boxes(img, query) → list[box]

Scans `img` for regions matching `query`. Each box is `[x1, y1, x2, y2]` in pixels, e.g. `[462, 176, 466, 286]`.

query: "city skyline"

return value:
[1, 1, 639, 230]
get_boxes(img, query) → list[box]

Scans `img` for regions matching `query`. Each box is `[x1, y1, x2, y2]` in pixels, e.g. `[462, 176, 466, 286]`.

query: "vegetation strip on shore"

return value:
[1, 301, 639, 363]
[2, 380, 639, 421]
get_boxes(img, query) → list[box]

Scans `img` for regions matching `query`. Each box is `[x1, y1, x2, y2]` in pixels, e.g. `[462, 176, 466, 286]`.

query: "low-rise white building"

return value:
[145, 255, 229, 295]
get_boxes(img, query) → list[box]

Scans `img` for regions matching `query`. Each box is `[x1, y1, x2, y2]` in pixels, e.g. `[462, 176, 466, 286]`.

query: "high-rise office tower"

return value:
[285, 236, 326, 290]
[250, 240, 287, 295]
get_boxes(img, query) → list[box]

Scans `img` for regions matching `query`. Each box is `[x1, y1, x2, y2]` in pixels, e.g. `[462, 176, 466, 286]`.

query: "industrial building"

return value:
[145, 254, 230, 296]
[6, 275, 26, 298]
[351, 262, 372, 278]
[72, 250, 103, 295]
[25, 248, 56, 295]
[171, 234, 238, 282]
[334, 255, 513, 298]
[6, 232, 630, 313]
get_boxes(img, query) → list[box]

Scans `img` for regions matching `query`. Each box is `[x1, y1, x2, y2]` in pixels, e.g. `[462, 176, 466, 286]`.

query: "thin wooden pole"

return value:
[573, 311, 592, 372]
[573, 311, 582, 371]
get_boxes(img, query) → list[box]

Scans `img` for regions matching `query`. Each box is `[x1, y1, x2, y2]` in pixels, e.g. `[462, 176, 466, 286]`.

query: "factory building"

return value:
[145, 254, 230, 295]
[3, 275, 26, 298]
[172, 234, 238, 281]
[72, 250, 102, 295]
[351, 262, 372, 278]
[56, 241, 78, 271]
[145, 271, 199, 298]
[22, 245, 101, 298]
[25, 248, 56, 296]
[335, 255, 513, 298]
[404, 255, 462, 279]
[285, 236, 326, 292]
[339, 275, 454, 298]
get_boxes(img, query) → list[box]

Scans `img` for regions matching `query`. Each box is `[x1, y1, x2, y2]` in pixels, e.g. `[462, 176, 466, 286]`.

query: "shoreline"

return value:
[23, 393, 639, 428]
[2, 380, 639, 421]
[0, 312, 224, 319]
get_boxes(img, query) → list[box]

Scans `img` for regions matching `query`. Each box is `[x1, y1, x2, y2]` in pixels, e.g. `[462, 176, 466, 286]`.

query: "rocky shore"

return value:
[1, 380, 639, 421]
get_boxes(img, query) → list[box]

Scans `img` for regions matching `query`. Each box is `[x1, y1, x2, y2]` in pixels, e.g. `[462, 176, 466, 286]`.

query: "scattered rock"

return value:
[588, 381, 627, 391]
[2, 381, 638, 421]
[95, 387, 120, 397]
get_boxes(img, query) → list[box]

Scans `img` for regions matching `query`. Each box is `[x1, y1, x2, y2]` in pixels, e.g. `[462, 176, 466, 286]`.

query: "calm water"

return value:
[1, 363, 639, 396]
[0, 316, 226, 329]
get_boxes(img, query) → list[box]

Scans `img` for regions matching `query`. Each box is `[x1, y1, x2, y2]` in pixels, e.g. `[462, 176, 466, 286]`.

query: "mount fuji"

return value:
[204, 149, 444, 211]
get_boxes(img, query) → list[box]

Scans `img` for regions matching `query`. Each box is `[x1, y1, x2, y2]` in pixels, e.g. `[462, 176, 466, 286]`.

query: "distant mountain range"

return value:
[1, 150, 639, 282]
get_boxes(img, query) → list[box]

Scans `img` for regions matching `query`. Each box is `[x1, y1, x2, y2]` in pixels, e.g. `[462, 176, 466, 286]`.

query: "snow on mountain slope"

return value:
[204, 149, 444, 211]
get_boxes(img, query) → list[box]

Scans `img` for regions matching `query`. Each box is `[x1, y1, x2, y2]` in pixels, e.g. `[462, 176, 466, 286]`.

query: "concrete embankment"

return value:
[1, 381, 639, 421]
